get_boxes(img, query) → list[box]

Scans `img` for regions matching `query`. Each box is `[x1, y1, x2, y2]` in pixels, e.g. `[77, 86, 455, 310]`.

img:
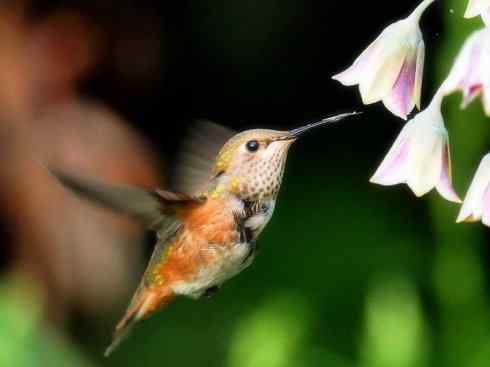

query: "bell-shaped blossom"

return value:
[464, 0, 490, 25]
[370, 89, 461, 203]
[442, 28, 490, 115]
[332, 0, 435, 120]
[457, 154, 490, 225]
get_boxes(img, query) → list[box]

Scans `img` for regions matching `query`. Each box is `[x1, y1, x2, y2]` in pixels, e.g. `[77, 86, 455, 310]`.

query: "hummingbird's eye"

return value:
[246, 140, 259, 152]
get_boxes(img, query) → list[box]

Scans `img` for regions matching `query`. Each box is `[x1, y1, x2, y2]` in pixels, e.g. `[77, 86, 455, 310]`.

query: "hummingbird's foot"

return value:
[204, 286, 219, 298]
[250, 239, 258, 254]
[242, 240, 258, 264]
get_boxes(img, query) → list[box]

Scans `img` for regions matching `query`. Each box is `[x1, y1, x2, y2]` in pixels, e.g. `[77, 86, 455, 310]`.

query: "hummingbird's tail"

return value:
[104, 314, 136, 357]
[104, 288, 173, 357]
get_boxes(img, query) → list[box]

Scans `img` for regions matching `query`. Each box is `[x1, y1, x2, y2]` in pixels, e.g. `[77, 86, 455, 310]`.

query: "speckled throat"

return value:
[237, 149, 288, 202]
[229, 143, 291, 202]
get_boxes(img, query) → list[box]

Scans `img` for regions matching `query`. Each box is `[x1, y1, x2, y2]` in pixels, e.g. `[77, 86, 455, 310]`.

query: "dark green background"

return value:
[2, 0, 490, 366]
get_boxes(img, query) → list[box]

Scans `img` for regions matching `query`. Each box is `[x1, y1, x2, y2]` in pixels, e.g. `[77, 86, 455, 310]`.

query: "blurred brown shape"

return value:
[26, 9, 103, 109]
[0, 1, 31, 122]
[0, 3, 165, 325]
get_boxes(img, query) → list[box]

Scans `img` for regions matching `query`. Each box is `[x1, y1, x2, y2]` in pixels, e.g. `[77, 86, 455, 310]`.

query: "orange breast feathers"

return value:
[151, 196, 242, 285]
[179, 196, 241, 244]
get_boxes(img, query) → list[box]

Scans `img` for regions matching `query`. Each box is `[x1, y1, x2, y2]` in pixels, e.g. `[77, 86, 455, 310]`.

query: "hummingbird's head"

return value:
[211, 112, 357, 201]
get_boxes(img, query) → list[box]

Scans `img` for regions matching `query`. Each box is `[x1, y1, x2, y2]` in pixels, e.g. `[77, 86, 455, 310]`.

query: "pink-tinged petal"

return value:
[459, 37, 484, 105]
[457, 154, 490, 223]
[372, 85, 462, 203]
[464, 0, 490, 18]
[482, 63, 490, 115]
[406, 141, 443, 197]
[332, 36, 381, 86]
[461, 84, 483, 108]
[482, 8, 490, 24]
[443, 31, 483, 95]
[456, 168, 482, 223]
[481, 184, 490, 226]
[456, 185, 473, 222]
[443, 28, 490, 115]
[483, 87, 490, 116]
[405, 111, 445, 197]
[334, 5, 433, 118]
[382, 52, 417, 120]
[334, 12, 429, 119]
[413, 40, 425, 109]
[370, 120, 416, 185]
[436, 143, 461, 203]
[457, 204, 475, 223]
[359, 44, 407, 105]
[370, 134, 411, 185]
[457, 192, 480, 223]
[482, 38, 490, 115]
[333, 21, 405, 87]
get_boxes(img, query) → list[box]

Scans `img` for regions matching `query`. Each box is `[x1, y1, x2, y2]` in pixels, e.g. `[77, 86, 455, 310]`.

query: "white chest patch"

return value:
[171, 241, 251, 299]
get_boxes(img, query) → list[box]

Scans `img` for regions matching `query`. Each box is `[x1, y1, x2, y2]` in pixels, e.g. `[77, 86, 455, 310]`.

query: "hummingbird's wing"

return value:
[171, 120, 235, 195]
[49, 168, 203, 233]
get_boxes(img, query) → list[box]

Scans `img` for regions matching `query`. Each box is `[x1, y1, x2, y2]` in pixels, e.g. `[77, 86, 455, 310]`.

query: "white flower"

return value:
[370, 89, 461, 203]
[465, 0, 490, 25]
[442, 28, 490, 115]
[457, 154, 490, 225]
[332, 0, 436, 120]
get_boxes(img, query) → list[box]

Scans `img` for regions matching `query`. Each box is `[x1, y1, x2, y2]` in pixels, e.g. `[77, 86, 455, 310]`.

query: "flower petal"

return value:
[435, 143, 461, 203]
[359, 43, 406, 105]
[457, 154, 490, 223]
[461, 85, 483, 109]
[406, 117, 445, 197]
[370, 130, 411, 185]
[482, 8, 490, 24]
[441, 28, 490, 114]
[456, 202, 475, 223]
[457, 195, 480, 223]
[481, 184, 490, 226]
[443, 30, 483, 96]
[382, 50, 418, 120]
[464, 0, 490, 18]
[459, 39, 485, 107]
[356, 21, 412, 105]
[482, 50, 490, 115]
[457, 180, 480, 223]
[413, 40, 425, 110]
[332, 37, 381, 86]
[483, 88, 490, 115]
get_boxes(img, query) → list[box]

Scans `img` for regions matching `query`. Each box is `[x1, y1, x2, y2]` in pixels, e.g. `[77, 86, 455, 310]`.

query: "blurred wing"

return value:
[49, 168, 203, 233]
[171, 120, 235, 194]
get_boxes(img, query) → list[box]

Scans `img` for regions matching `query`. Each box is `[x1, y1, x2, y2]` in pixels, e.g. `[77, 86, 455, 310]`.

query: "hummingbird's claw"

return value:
[242, 240, 258, 265]
[204, 286, 220, 298]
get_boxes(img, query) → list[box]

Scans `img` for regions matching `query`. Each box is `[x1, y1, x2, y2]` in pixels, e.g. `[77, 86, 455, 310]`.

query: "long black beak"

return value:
[286, 111, 361, 140]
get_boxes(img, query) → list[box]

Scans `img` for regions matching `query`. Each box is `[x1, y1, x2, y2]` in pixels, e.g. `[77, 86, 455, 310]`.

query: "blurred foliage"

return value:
[228, 292, 311, 367]
[361, 274, 429, 367]
[0, 276, 96, 367]
[2, 1, 490, 367]
[430, 2, 490, 367]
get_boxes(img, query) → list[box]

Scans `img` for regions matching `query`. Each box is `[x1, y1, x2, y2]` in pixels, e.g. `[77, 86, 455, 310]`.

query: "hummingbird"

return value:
[50, 112, 357, 356]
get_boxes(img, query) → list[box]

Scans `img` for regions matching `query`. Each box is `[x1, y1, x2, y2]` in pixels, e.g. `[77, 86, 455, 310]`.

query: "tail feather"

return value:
[104, 289, 173, 356]
[104, 313, 137, 357]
